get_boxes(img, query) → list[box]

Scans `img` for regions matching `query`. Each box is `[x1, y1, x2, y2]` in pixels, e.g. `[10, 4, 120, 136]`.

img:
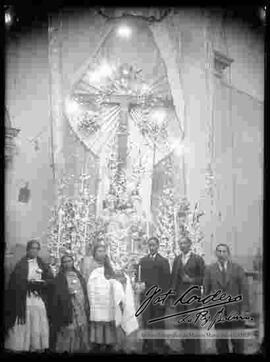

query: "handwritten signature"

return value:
[135, 285, 253, 329]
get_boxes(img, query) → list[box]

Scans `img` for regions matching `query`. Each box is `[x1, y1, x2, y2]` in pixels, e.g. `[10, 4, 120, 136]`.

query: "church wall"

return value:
[170, 8, 263, 266]
[230, 87, 263, 269]
[5, 8, 263, 271]
[223, 17, 264, 102]
[209, 13, 263, 268]
[5, 28, 54, 269]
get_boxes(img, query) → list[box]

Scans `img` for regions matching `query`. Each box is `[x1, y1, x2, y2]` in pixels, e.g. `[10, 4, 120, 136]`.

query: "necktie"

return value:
[220, 261, 226, 286]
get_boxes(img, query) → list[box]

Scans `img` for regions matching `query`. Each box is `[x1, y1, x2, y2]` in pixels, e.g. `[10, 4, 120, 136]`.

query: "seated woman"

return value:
[52, 254, 90, 353]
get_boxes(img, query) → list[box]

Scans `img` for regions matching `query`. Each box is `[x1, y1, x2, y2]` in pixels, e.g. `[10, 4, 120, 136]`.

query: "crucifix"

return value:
[103, 94, 134, 172]
[76, 92, 172, 176]
[67, 59, 185, 268]
[72, 64, 174, 219]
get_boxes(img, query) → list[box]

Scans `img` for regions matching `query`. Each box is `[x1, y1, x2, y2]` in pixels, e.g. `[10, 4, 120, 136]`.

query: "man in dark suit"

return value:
[203, 243, 250, 354]
[137, 237, 171, 354]
[170, 236, 205, 354]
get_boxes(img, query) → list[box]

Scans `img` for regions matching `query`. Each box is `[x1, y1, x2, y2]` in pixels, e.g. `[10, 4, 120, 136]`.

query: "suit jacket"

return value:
[137, 253, 170, 292]
[136, 253, 170, 327]
[203, 261, 250, 318]
[170, 253, 205, 311]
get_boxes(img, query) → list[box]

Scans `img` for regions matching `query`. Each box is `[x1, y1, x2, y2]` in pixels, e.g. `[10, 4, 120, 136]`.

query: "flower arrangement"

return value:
[154, 155, 205, 263]
[175, 199, 206, 257]
[47, 174, 96, 270]
[77, 111, 100, 135]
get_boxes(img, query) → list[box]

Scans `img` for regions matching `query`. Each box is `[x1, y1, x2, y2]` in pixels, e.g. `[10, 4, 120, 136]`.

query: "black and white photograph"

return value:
[3, 4, 265, 355]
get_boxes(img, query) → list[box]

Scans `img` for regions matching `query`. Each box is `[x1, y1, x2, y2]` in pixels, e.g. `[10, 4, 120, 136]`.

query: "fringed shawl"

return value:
[5, 256, 54, 334]
[52, 268, 90, 331]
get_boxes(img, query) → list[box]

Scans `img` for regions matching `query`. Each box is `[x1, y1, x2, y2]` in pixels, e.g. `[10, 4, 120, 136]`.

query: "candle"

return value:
[146, 222, 150, 238]
[57, 208, 63, 260]
[80, 166, 85, 194]
[138, 264, 141, 282]
[83, 206, 89, 255]
[174, 207, 178, 250]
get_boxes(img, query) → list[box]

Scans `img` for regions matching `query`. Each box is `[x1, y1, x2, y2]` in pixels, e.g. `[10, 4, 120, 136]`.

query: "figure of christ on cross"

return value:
[71, 65, 179, 227]
[79, 92, 173, 176]
[72, 87, 175, 225]
[103, 94, 134, 172]
[68, 73, 183, 264]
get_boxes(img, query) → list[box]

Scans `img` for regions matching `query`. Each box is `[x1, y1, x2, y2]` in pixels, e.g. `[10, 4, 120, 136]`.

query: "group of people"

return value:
[5, 240, 138, 353]
[137, 236, 250, 354]
[4, 236, 250, 355]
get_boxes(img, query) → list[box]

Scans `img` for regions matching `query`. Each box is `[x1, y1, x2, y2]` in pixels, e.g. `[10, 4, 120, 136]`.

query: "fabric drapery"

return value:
[117, 273, 139, 335]
[149, 17, 185, 137]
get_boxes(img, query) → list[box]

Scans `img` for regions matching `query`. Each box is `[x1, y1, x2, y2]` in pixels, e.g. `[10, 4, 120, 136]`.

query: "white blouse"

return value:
[27, 258, 42, 281]
[27, 258, 44, 307]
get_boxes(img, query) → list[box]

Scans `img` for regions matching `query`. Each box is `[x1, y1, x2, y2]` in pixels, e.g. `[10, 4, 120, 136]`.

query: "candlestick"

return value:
[138, 264, 141, 282]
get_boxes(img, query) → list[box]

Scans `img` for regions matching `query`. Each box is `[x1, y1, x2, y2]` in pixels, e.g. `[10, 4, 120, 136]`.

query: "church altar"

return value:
[47, 9, 206, 273]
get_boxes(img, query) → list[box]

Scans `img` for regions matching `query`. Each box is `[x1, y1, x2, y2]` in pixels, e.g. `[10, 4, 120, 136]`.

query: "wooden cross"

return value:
[75, 92, 173, 175]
